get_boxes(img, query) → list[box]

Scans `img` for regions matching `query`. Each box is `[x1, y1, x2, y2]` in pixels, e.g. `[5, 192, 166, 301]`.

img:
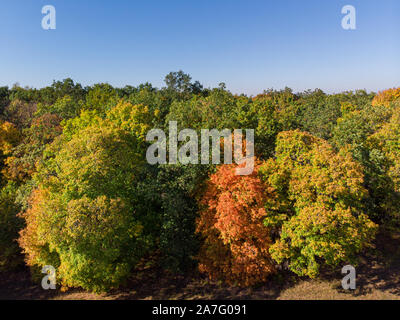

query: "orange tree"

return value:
[196, 161, 276, 286]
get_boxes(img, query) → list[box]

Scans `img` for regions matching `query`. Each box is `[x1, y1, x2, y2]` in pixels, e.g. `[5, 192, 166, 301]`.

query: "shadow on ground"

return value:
[1, 232, 399, 300]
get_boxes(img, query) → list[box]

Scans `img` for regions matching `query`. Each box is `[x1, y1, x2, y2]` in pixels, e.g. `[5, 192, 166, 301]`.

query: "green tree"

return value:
[19, 124, 154, 292]
[332, 103, 395, 226]
[0, 86, 9, 118]
[0, 184, 23, 271]
[85, 83, 119, 115]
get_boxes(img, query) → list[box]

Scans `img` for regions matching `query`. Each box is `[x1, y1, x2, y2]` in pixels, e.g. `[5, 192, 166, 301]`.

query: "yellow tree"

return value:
[260, 131, 377, 277]
[372, 88, 400, 108]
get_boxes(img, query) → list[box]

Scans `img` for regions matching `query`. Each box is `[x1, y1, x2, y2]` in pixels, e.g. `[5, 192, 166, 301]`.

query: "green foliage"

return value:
[126, 86, 171, 129]
[0, 86, 9, 118]
[61, 109, 103, 141]
[247, 89, 299, 158]
[296, 89, 374, 141]
[9, 79, 86, 112]
[157, 164, 209, 272]
[39, 78, 86, 106]
[167, 87, 239, 131]
[85, 83, 119, 115]
[0, 184, 23, 271]
[164, 70, 204, 97]
[106, 100, 158, 143]
[19, 124, 153, 292]
[332, 104, 396, 225]
[37, 95, 84, 120]
[55, 195, 143, 292]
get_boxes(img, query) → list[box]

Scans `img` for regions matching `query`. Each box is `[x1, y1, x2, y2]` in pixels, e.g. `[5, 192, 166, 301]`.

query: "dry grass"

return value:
[277, 279, 399, 300]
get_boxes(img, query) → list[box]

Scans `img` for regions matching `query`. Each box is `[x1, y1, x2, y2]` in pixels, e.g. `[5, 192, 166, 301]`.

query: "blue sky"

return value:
[0, 0, 399, 94]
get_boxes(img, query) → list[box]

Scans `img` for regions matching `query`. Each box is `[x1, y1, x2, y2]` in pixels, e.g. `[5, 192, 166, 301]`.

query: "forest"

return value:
[0, 71, 399, 294]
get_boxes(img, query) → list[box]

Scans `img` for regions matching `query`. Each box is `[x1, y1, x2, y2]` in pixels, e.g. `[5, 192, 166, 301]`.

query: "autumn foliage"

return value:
[1, 77, 399, 293]
[260, 131, 378, 277]
[0, 120, 20, 157]
[197, 131, 378, 282]
[372, 88, 400, 108]
[196, 161, 276, 286]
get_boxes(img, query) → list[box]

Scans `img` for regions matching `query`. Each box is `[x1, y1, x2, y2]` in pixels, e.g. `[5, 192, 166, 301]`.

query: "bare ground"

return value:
[1, 232, 399, 300]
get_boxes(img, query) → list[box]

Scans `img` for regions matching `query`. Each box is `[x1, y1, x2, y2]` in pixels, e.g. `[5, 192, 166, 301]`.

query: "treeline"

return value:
[0, 71, 399, 292]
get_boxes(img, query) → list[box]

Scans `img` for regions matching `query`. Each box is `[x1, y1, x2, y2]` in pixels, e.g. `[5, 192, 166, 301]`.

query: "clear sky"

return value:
[0, 0, 399, 95]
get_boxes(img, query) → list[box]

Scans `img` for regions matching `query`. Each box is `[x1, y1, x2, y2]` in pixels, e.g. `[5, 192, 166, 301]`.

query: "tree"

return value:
[19, 124, 153, 292]
[372, 88, 400, 108]
[246, 89, 299, 159]
[296, 90, 340, 140]
[332, 103, 395, 226]
[259, 130, 377, 277]
[4, 99, 37, 129]
[155, 164, 208, 272]
[165, 70, 193, 93]
[370, 107, 400, 192]
[0, 121, 21, 185]
[197, 161, 276, 286]
[3, 114, 62, 183]
[0, 86, 9, 118]
[0, 121, 23, 272]
[36, 95, 84, 120]
[0, 184, 23, 271]
[0, 121, 21, 158]
[367, 106, 400, 228]
[164, 71, 204, 99]
[166, 86, 239, 131]
[106, 100, 158, 143]
[85, 83, 119, 115]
